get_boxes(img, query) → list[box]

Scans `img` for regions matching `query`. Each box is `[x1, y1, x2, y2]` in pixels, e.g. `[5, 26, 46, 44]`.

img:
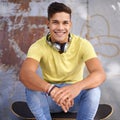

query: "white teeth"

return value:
[55, 32, 65, 35]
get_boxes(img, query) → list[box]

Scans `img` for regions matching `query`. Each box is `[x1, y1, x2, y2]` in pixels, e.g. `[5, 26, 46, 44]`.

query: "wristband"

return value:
[47, 85, 56, 96]
[47, 84, 54, 93]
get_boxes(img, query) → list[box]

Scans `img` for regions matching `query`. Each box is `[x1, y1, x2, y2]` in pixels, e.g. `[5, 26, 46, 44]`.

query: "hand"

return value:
[51, 84, 81, 112]
[60, 97, 74, 112]
[53, 84, 80, 103]
[50, 86, 74, 112]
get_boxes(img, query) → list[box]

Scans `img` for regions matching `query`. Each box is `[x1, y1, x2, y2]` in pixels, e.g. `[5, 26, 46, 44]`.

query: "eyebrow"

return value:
[51, 19, 70, 22]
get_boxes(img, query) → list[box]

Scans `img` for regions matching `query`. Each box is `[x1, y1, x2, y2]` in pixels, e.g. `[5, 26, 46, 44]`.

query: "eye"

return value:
[52, 20, 58, 24]
[63, 21, 69, 25]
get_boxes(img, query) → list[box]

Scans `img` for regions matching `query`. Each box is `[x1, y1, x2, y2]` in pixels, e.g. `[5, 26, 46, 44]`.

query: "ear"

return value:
[47, 20, 50, 29]
[70, 21, 72, 27]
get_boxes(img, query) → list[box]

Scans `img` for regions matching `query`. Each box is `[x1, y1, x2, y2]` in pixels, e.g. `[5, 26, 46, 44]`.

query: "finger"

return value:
[62, 100, 69, 110]
[59, 98, 71, 112]
[66, 96, 74, 107]
[55, 91, 71, 104]
[53, 87, 68, 99]
[54, 93, 64, 103]
[68, 99, 74, 108]
[60, 102, 68, 113]
[70, 99, 74, 107]
[64, 97, 73, 108]
[58, 94, 71, 105]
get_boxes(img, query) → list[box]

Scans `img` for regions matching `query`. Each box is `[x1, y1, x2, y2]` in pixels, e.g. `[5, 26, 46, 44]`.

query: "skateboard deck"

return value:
[11, 101, 113, 120]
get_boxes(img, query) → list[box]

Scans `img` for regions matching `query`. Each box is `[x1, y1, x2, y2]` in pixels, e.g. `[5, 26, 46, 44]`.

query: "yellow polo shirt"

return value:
[27, 34, 97, 84]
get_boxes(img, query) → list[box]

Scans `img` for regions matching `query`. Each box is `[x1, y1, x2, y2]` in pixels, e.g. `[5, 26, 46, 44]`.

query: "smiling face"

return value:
[47, 12, 72, 43]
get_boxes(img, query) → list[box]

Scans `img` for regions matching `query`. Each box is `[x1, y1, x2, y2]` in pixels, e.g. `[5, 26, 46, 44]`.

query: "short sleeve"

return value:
[81, 39, 97, 62]
[27, 42, 42, 62]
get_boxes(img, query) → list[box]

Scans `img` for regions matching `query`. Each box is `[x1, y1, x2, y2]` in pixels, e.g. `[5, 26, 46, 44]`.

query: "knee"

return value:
[25, 88, 43, 102]
[25, 88, 37, 97]
[91, 87, 101, 96]
[88, 87, 101, 103]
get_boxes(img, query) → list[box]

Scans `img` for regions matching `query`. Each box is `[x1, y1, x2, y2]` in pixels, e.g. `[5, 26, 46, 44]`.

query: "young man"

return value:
[19, 2, 106, 120]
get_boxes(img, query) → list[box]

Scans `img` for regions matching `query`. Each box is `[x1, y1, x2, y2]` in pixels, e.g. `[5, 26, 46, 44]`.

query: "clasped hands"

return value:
[50, 85, 74, 113]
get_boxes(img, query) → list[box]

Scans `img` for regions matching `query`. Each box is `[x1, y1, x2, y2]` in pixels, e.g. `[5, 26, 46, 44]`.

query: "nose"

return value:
[57, 23, 64, 30]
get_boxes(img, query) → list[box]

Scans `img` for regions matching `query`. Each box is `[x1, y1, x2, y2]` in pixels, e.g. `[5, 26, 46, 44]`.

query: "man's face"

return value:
[47, 12, 72, 43]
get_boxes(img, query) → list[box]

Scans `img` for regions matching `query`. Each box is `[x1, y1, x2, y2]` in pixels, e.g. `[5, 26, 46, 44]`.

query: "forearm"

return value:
[19, 70, 51, 92]
[75, 70, 106, 91]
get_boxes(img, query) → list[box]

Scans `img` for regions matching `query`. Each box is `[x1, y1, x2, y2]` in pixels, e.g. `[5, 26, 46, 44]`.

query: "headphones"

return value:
[46, 33, 71, 53]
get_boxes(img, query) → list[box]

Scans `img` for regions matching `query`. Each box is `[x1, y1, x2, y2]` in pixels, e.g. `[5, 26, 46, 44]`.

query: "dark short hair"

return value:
[47, 2, 71, 20]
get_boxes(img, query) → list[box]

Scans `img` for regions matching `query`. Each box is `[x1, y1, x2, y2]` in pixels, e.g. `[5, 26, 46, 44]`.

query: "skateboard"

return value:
[11, 101, 113, 120]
